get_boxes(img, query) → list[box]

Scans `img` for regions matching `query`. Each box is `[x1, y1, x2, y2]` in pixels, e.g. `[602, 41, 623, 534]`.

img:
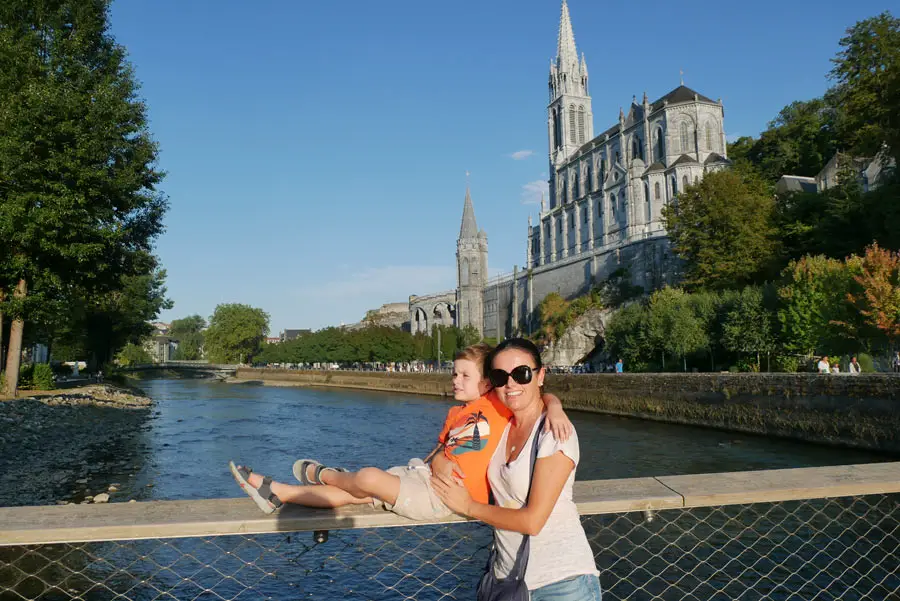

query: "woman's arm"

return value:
[432, 452, 574, 536]
[542, 392, 573, 442]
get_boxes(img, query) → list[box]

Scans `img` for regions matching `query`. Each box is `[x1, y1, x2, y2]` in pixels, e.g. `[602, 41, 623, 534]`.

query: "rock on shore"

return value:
[0, 384, 153, 507]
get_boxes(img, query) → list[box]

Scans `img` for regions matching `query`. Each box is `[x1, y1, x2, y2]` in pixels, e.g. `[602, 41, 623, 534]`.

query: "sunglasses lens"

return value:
[489, 369, 509, 388]
[510, 365, 533, 385]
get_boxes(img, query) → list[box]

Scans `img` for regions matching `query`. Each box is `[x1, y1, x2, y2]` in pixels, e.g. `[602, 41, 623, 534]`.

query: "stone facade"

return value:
[408, 1, 728, 344]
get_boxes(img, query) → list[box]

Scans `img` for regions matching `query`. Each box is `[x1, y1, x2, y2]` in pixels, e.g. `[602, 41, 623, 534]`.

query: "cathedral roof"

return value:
[643, 161, 667, 174]
[651, 85, 716, 110]
[671, 154, 701, 166]
[704, 152, 730, 164]
[459, 187, 479, 239]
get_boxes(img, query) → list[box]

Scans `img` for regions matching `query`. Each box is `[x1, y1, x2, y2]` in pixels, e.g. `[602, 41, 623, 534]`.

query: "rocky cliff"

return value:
[541, 307, 613, 367]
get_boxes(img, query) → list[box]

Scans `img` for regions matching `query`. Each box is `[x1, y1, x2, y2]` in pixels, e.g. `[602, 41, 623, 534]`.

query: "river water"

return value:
[2, 379, 897, 600]
[11, 377, 887, 507]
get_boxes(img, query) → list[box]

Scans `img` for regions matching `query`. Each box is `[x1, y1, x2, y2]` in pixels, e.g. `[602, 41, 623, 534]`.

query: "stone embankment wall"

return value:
[235, 368, 453, 397]
[236, 369, 900, 453]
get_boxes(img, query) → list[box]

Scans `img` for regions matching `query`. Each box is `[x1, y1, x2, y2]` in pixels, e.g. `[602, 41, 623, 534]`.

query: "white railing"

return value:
[2, 463, 899, 600]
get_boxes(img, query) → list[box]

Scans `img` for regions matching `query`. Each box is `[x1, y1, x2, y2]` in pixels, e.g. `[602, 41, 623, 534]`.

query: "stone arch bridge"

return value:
[408, 290, 457, 335]
[122, 361, 238, 379]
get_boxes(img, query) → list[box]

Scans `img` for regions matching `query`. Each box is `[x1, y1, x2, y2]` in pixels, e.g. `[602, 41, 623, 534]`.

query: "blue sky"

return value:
[108, 0, 890, 333]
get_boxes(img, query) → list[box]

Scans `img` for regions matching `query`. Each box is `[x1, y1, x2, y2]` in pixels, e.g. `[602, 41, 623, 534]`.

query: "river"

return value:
[2, 378, 896, 601]
[3, 377, 889, 508]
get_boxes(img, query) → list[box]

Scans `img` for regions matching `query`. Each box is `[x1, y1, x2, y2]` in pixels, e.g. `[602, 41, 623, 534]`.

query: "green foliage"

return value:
[662, 168, 779, 290]
[204, 304, 269, 364]
[777, 255, 863, 356]
[170, 315, 206, 360]
[0, 1, 167, 389]
[828, 12, 900, 159]
[605, 302, 650, 368]
[32, 363, 54, 390]
[722, 286, 778, 370]
[535, 287, 606, 347]
[858, 352, 875, 372]
[116, 342, 153, 366]
[647, 287, 708, 371]
[254, 324, 484, 365]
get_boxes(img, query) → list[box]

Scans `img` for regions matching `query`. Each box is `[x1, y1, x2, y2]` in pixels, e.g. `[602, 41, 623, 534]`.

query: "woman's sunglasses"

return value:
[488, 365, 534, 388]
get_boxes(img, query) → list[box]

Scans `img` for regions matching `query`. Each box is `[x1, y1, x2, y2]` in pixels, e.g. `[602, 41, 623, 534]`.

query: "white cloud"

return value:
[510, 150, 534, 160]
[291, 265, 457, 327]
[520, 179, 549, 205]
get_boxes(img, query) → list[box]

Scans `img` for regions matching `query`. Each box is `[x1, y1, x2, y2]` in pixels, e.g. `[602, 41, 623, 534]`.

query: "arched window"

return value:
[573, 171, 579, 198]
[632, 136, 643, 161]
[680, 121, 692, 153]
[569, 105, 576, 141]
[610, 195, 616, 219]
[577, 106, 585, 143]
[655, 128, 665, 161]
[672, 176, 678, 196]
[705, 122, 716, 151]
[655, 181, 661, 200]
[583, 207, 588, 224]
[586, 162, 593, 191]
[683, 175, 689, 191]
[645, 183, 652, 221]
[600, 159, 606, 184]
[615, 150, 621, 164]
[553, 109, 561, 149]
[461, 258, 469, 286]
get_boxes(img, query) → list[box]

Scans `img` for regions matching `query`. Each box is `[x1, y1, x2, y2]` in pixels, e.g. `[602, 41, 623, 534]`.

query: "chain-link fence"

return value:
[2, 493, 898, 600]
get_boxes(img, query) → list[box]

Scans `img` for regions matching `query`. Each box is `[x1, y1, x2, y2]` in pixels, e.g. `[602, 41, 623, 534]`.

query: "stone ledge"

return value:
[2, 462, 898, 546]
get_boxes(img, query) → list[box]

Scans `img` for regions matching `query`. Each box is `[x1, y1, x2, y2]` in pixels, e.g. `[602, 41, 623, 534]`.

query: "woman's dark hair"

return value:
[486, 337, 543, 372]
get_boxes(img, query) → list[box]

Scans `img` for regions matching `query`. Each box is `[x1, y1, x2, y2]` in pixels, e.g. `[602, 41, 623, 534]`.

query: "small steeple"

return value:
[580, 52, 588, 75]
[556, 0, 578, 71]
[459, 186, 479, 239]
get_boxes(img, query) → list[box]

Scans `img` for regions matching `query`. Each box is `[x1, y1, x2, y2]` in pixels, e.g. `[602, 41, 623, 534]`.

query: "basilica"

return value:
[409, 0, 730, 339]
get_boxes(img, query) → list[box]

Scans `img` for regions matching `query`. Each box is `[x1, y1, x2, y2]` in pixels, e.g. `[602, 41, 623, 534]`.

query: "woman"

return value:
[432, 338, 600, 600]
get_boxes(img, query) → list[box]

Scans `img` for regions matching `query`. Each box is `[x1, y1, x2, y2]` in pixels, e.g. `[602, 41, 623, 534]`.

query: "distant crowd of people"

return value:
[817, 355, 861, 375]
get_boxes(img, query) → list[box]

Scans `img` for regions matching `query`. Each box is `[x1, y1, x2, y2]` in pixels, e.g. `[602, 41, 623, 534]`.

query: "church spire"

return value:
[556, 0, 578, 71]
[459, 186, 478, 239]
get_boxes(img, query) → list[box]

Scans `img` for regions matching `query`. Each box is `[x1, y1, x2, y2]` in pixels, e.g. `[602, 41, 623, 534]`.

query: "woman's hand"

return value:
[543, 394, 573, 442]
[431, 472, 474, 516]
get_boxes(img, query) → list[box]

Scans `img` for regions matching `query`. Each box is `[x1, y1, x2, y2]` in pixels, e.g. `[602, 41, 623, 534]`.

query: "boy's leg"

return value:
[245, 471, 371, 508]
[318, 467, 402, 506]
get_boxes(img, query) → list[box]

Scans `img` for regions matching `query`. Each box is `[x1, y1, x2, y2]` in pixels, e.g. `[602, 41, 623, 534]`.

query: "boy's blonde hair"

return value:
[454, 343, 493, 377]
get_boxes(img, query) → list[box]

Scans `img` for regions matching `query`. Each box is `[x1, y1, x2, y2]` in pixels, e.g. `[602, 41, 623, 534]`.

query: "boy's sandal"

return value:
[292, 458, 348, 485]
[229, 461, 283, 514]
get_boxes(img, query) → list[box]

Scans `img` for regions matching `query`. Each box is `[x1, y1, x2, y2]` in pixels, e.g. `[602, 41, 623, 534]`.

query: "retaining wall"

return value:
[234, 369, 900, 452]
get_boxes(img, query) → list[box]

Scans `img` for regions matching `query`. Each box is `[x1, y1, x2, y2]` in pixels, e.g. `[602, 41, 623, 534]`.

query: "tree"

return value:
[777, 255, 861, 356]
[747, 99, 837, 182]
[662, 168, 779, 290]
[203, 304, 269, 364]
[844, 243, 900, 350]
[536, 293, 569, 344]
[604, 302, 650, 370]
[828, 12, 900, 159]
[458, 325, 481, 349]
[722, 286, 778, 371]
[647, 287, 708, 372]
[0, 1, 166, 395]
[170, 315, 206, 360]
[116, 342, 152, 367]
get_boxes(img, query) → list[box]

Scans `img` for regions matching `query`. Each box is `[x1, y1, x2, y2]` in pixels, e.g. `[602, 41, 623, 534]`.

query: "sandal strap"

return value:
[313, 465, 347, 485]
[258, 476, 283, 508]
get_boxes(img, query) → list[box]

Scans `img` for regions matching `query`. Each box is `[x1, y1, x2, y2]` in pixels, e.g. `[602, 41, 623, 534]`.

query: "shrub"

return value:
[858, 353, 875, 373]
[772, 355, 801, 373]
[32, 364, 55, 390]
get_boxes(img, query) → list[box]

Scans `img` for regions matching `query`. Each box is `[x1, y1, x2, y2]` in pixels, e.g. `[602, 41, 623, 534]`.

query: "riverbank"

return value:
[232, 369, 900, 453]
[0, 384, 153, 507]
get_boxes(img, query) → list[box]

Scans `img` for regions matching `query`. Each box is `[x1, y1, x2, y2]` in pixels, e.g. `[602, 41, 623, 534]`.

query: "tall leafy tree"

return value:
[663, 168, 779, 290]
[843, 243, 900, 349]
[722, 286, 778, 371]
[170, 315, 206, 360]
[828, 12, 900, 159]
[204, 304, 269, 364]
[0, 1, 166, 394]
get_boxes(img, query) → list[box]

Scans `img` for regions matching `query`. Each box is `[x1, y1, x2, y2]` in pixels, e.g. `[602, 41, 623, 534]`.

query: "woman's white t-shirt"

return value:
[487, 415, 599, 590]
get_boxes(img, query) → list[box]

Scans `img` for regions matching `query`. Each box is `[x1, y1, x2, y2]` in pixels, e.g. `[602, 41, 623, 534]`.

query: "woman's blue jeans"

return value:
[529, 574, 602, 601]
